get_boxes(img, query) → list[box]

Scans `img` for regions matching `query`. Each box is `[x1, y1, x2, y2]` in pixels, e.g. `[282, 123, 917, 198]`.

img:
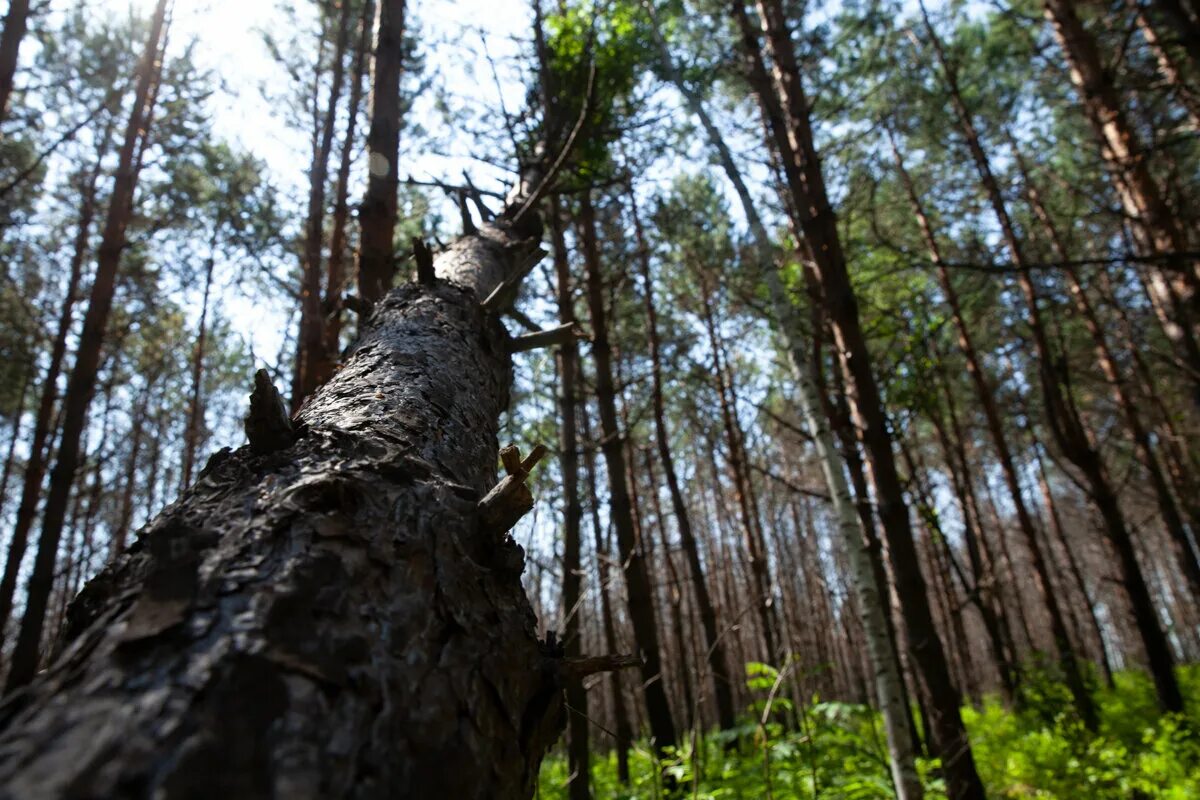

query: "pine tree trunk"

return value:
[0, 118, 114, 654]
[918, 4, 1103, 727]
[732, 0, 984, 793]
[293, 0, 354, 411]
[1043, 0, 1200, 407]
[2, 0, 168, 693]
[0, 366, 31, 522]
[549, 201, 589, 800]
[180, 242, 217, 491]
[357, 0, 406, 305]
[0, 199, 571, 795]
[581, 405, 633, 784]
[630, 186, 738, 733]
[577, 191, 678, 757]
[318, 0, 374, 388]
[0, 0, 30, 122]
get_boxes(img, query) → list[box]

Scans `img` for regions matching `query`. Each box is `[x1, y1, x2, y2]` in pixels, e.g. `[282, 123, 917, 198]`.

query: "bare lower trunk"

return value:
[180, 245, 216, 491]
[1044, 0, 1200, 406]
[293, 0, 354, 410]
[630, 184, 738, 733]
[317, 0, 373, 387]
[918, 3, 1101, 727]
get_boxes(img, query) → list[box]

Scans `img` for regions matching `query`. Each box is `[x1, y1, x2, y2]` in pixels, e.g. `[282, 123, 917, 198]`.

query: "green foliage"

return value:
[537, 666, 1200, 799]
[541, 0, 650, 184]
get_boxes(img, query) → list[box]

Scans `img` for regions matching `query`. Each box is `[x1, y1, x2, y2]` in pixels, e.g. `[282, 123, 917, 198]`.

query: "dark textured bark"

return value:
[357, 0, 406, 305]
[0, 205, 570, 796]
[0, 0, 29, 122]
[549, 202, 589, 800]
[0, 117, 113, 653]
[731, 1, 985, 794]
[578, 192, 677, 756]
[3, 0, 167, 693]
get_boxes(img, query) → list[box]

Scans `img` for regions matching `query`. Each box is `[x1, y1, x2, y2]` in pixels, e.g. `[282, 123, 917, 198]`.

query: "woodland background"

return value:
[1, 0, 1199, 797]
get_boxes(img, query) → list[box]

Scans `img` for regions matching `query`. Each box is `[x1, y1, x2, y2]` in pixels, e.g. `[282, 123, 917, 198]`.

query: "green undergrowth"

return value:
[537, 664, 1200, 799]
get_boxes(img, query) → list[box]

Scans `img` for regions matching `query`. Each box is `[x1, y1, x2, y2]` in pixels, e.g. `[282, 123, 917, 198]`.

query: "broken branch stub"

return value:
[478, 443, 548, 538]
[244, 369, 295, 455]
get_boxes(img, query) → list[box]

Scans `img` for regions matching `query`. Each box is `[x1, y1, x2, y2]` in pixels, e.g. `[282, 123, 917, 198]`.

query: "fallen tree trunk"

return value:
[0, 215, 569, 799]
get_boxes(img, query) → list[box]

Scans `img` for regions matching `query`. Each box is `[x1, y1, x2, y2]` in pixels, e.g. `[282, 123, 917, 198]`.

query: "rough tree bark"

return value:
[0, 187, 577, 797]
[4, 0, 166, 693]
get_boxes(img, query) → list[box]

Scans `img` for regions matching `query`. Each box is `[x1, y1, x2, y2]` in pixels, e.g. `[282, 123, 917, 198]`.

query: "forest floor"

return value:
[538, 665, 1200, 799]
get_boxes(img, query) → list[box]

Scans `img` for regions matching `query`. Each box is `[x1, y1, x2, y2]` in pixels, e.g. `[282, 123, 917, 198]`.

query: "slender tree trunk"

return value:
[180, 239, 217, 491]
[1010, 137, 1200, 602]
[1034, 449, 1115, 688]
[317, 0, 373, 387]
[1149, 0, 1200, 74]
[921, 0, 1181, 715]
[1128, 0, 1200, 130]
[0, 121, 113, 649]
[0, 366, 31, 520]
[0, 0, 30, 122]
[1044, 0, 1200, 406]
[918, 5, 1104, 727]
[630, 187, 737, 733]
[113, 376, 154, 557]
[697, 276, 778, 668]
[922, 363, 1018, 700]
[581, 405, 632, 784]
[3, 0, 168, 693]
[549, 201, 589, 800]
[357, 0, 406, 304]
[732, 1, 984, 793]
[577, 191, 678, 757]
[293, 0, 354, 411]
[890, 130, 1086, 713]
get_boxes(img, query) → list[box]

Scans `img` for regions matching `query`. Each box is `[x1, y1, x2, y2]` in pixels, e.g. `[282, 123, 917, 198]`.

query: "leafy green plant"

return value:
[538, 665, 1200, 799]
